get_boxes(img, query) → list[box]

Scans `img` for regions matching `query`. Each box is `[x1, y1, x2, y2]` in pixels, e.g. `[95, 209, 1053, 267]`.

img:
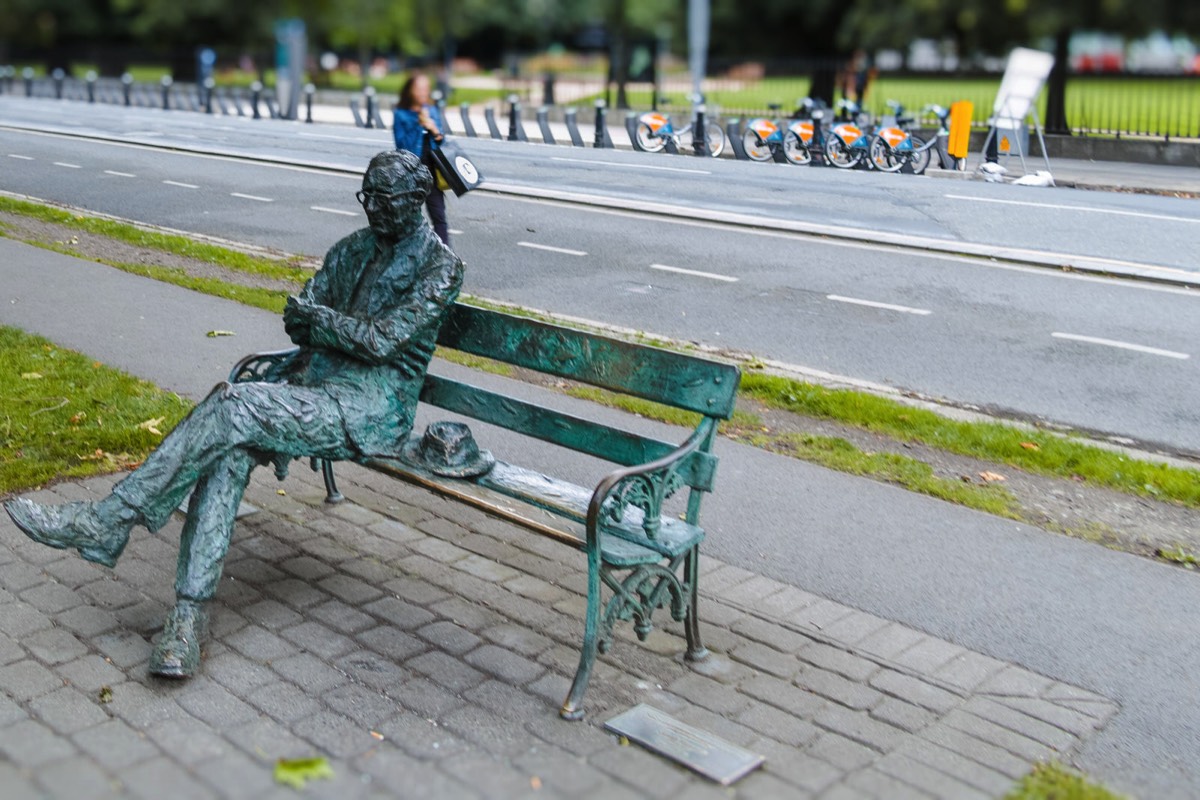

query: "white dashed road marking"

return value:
[1051, 332, 1189, 360]
[163, 180, 199, 188]
[310, 206, 357, 216]
[231, 192, 273, 202]
[650, 263, 738, 282]
[517, 241, 588, 257]
[103, 170, 136, 177]
[53, 162, 81, 168]
[7, 154, 34, 160]
[827, 295, 932, 315]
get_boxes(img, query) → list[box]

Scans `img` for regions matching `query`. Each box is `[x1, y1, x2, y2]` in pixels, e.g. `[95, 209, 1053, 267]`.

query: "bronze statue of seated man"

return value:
[4, 149, 463, 678]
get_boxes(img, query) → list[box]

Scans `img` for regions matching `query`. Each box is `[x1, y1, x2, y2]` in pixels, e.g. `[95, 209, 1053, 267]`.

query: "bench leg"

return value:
[684, 547, 708, 662]
[311, 458, 344, 504]
[561, 557, 603, 721]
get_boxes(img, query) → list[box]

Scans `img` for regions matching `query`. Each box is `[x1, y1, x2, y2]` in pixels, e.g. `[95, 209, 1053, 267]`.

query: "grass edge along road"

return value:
[3, 196, 1199, 536]
[0, 325, 191, 495]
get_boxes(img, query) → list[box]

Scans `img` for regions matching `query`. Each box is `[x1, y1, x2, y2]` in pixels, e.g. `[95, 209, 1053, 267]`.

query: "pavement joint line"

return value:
[4, 120, 1198, 290]
[826, 295, 932, 315]
[516, 241, 588, 257]
[1051, 332, 1190, 360]
[649, 263, 739, 282]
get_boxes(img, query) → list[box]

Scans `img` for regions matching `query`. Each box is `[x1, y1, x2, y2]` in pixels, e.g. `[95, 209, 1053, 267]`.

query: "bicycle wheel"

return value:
[636, 122, 666, 153]
[909, 135, 931, 175]
[742, 129, 773, 162]
[869, 136, 904, 172]
[783, 130, 812, 165]
[824, 134, 861, 169]
[705, 121, 726, 157]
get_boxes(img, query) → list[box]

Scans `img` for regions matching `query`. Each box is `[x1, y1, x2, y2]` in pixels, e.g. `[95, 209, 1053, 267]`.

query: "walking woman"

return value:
[394, 73, 450, 245]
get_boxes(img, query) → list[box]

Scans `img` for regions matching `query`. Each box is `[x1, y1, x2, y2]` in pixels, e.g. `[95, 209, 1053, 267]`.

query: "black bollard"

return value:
[542, 72, 556, 106]
[507, 94, 528, 142]
[304, 83, 314, 123]
[537, 107, 556, 145]
[52, 68, 65, 100]
[161, 75, 173, 110]
[564, 107, 585, 147]
[86, 71, 96, 103]
[625, 113, 642, 151]
[121, 73, 133, 106]
[459, 103, 477, 138]
[364, 86, 376, 129]
[692, 104, 709, 157]
[593, 99, 610, 149]
[250, 81, 262, 119]
[23, 67, 33, 98]
[203, 78, 215, 114]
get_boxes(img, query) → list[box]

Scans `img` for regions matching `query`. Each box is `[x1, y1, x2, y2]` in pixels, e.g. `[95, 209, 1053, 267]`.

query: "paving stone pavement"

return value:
[0, 464, 1118, 799]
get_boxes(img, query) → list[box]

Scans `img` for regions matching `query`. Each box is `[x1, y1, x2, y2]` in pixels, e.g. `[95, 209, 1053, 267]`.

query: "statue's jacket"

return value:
[284, 225, 464, 458]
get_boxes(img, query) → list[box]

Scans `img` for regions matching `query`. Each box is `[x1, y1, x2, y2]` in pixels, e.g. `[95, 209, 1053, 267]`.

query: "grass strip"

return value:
[741, 373, 1200, 508]
[0, 326, 192, 495]
[565, 386, 1020, 518]
[1006, 762, 1127, 800]
[0, 196, 313, 283]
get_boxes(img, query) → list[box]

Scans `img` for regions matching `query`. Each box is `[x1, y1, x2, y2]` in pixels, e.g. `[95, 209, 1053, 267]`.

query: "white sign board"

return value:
[992, 47, 1055, 123]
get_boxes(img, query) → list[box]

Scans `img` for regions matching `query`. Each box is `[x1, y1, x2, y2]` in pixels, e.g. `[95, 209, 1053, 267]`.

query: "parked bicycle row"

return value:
[2, 69, 964, 175]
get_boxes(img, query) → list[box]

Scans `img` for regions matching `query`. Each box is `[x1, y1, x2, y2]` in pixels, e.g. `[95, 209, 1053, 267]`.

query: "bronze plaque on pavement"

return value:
[604, 704, 765, 785]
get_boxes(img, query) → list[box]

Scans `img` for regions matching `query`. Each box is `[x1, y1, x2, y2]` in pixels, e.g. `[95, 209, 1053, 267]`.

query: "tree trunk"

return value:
[809, 60, 839, 106]
[609, 0, 629, 109]
[1044, 27, 1071, 135]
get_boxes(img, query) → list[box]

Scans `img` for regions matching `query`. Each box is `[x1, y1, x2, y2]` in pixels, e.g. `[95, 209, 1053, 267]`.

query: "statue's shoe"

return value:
[149, 600, 208, 679]
[3, 498, 126, 568]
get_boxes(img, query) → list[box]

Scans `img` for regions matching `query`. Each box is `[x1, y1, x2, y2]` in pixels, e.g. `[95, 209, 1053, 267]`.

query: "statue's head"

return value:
[358, 150, 433, 242]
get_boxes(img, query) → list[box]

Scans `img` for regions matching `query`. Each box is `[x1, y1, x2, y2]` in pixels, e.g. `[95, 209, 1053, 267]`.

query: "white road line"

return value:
[448, 228, 464, 236]
[1051, 332, 1189, 360]
[7, 154, 34, 160]
[650, 263, 738, 282]
[103, 170, 136, 178]
[310, 206, 357, 216]
[231, 192, 274, 203]
[163, 180, 199, 188]
[945, 194, 1200, 225]
[827, 295, 932, 315]
[53, 161, 81, 169]
[551, 156, 711, 175]
[517, 241, 587, 257]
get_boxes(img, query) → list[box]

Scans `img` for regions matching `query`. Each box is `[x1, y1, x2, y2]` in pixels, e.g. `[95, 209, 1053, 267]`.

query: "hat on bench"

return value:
[401, 420, 495, 478]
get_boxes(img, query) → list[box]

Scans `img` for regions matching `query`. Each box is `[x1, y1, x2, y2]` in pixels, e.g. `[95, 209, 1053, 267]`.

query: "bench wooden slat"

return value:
[438, 304, 741, 419]
[421, 374, 718, 492]
[365, 458, 701, 566]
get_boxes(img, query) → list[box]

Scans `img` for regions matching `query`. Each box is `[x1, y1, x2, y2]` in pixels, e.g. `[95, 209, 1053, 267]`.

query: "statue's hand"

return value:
[284, 297, 313, 344]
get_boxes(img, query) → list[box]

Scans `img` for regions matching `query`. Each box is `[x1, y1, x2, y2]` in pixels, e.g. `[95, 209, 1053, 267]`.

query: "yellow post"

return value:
[948, 100, 974, 161]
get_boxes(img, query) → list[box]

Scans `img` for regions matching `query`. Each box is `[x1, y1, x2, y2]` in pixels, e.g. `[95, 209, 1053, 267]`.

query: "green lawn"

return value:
[0, 326, 192, 494]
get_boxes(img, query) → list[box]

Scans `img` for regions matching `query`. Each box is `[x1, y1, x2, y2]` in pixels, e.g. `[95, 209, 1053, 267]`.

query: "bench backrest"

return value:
[426, 303, 741, 493]
[437, 304, 740, 419]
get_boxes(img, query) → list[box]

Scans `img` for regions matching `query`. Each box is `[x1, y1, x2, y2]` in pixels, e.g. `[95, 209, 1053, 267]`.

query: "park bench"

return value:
[230, 303, 741, 719]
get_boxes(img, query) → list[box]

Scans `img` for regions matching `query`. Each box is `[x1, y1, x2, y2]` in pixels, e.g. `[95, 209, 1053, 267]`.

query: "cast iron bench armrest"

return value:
[229, 347, 301, 384]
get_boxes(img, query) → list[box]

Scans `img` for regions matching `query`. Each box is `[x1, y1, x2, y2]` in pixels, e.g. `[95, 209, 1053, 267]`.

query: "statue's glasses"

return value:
[355, 190, 408, 207]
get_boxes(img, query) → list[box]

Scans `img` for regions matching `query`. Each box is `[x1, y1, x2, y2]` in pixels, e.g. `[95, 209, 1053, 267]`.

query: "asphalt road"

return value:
[2, 108, 1198, 456]
[3, 237, 1200, 799]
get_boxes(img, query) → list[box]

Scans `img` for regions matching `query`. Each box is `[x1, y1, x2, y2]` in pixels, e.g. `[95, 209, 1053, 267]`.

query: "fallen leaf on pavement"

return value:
[369, 731, 384, 740]
[274, 758, 334, 789]
[978, 471, 1007, 483]
[531, 777, 542, 790]
[98, 686, 113, 704]
[206, 330, 236, 338]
